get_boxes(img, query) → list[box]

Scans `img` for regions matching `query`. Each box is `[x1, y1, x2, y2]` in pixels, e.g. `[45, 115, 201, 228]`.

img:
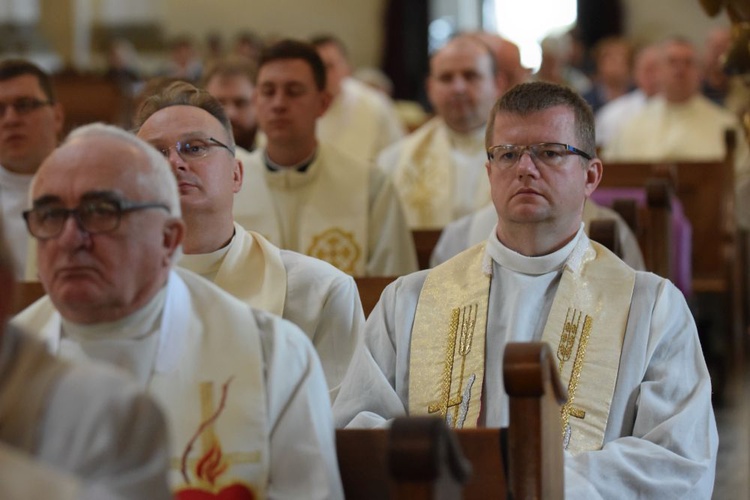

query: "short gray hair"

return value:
[63, 123, 181, 217]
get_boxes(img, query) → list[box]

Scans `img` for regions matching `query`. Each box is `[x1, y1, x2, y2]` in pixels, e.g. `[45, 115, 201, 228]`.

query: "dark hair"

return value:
[201, 56, 257, 88]
[132, 80, 234, 145]
[485, 81, 596, 157]
[258, 39, 327, 91]
[0, 58, 56, 103]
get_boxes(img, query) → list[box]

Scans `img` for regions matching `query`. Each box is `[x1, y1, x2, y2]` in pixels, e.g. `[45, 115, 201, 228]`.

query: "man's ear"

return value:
[233, 158, 244, 194]
[52, 103, 65, 138]
[162, 218, 186, 264]
[584, 158, 603, 197]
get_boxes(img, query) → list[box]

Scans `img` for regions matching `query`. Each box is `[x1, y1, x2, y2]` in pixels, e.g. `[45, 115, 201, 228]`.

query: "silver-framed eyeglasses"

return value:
[0, 97, 53, 117]
[487, 142, 592, 170]
[23, 195, 170, 240]
[157, 137, 235, 161]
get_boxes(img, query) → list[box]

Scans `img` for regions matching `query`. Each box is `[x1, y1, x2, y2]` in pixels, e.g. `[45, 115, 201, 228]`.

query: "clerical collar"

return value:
[264, 149, 317, 173]
[61, 285, 167, 342]
[0, 164, 34, 187]
[179, 230, 235, 280]
[486, 223, 585, 275]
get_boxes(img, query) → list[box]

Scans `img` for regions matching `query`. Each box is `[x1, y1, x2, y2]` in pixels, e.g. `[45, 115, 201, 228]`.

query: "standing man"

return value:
[311, 34, 405, 163]
[13, 123, 343, 499]
[237, 39, 417, 277]
[334, 82, 717, 497]
[134, 81, 365, 402]
[0, 59, 63, 279]
[202, 56, 262, 155]
[377, 35, 503, 229]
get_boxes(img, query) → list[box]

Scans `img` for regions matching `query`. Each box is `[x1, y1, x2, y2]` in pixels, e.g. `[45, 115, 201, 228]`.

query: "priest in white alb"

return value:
[333, 82, 717, 498]
[134, 81, 365, 402]
[13, 124, 343, 499]
[234, 39, 417, 277]
[377, 34, 503, 229]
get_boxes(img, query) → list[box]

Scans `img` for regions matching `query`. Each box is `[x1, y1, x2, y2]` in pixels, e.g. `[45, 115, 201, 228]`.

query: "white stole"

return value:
[18, 270, 271, 497]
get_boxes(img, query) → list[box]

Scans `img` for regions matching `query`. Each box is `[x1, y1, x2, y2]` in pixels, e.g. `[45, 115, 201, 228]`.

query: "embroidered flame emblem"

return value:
[195, 440, 229, 487]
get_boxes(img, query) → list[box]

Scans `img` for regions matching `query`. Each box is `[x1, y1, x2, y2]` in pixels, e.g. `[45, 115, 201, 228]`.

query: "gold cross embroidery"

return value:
[558, 312, 593, 446]
[428, 305, 478, 428]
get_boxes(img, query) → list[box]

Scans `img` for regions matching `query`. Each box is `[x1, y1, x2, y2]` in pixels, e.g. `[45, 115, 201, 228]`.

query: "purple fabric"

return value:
[591, 188, 693, 296]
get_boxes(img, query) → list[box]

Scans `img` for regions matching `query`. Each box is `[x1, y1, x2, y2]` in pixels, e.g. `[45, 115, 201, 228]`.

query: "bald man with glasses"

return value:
[334, 81, 717, 498]
[13, 122, 343, 499]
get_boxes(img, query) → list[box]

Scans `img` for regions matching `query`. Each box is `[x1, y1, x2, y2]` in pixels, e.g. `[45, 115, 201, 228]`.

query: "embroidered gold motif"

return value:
[558, 308, 582, 371]
[428, 305, 479, 428]
[306, 228, 361, 275]
[560, 314, 593, 448]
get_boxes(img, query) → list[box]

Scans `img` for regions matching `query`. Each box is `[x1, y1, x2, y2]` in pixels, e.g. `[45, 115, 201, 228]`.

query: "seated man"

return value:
[430, 200, 645, 270]
[13, 123, 343, 499]
[333, 82, 718, 497]
[0, 226, 171, 499]
[235, 39, 417, 277]
[134, 81, 365, 402]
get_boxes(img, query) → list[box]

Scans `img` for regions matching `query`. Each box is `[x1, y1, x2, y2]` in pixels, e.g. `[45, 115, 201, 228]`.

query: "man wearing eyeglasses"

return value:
[133, 81, 364, 404]
[377, 34, 503, 229]
[0, 59, 64, 279]
[334, 81, 717, 497]
[12, 123, 343, 499]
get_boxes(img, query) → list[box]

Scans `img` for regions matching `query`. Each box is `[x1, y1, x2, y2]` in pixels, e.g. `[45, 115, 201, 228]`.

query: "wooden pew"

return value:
[52, 72, 132, 133]
[10, 281, 45, 315]
[412, 230, 442, 270]
[336, 342, 566, 499]
[355, 276, 397, 317]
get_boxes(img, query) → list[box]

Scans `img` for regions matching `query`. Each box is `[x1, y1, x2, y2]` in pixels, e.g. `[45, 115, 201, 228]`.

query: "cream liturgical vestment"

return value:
[234, 143, 418, 277]
[12, 268, 343, 500]
[332, 228, 718, 498]
[0, 165, 34, 279]
[378, 117, 491, 229]
[603, 94, 750, 179]
[0, 325, 171, 499]
[179, 223, 365, 402]
[317, 77, 405, 163]
[431, 201, 645, 270]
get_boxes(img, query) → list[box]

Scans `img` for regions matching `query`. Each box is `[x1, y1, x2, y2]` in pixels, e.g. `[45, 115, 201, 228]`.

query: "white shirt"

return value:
[595, 89, 649, 148]
[333, 230, 717, 498]
[0, 165, 33, 279]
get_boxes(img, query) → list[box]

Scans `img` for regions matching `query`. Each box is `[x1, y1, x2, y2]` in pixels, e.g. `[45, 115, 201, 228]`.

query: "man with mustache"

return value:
[0, 59, 63, 279]
[335, 82, 717, 497]
[377, 34, 504, 229]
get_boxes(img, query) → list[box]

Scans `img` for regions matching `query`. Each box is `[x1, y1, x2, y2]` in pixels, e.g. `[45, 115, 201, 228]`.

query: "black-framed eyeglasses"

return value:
[0, 97, 53, 117]
[157, 137, 235, 161]
[487, 142, 593, 170]
[23, 197, 170, 240]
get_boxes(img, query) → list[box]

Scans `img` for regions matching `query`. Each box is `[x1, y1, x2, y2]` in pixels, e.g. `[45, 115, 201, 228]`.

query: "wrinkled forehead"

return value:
[33, 136, 150, 203]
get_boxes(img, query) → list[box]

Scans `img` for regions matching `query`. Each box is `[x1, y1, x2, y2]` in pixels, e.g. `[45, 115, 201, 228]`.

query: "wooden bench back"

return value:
[336, 342, 566, 499]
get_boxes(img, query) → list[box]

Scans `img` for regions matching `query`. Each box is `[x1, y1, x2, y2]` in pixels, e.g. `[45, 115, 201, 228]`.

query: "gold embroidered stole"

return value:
[237, 146, 369, 276]
[408, 243, 490, 428]
[150, 292, 270, 498]
[214, 225, 287, 316]
[394, 118, 454, 228]
[541, 240, 635, 454]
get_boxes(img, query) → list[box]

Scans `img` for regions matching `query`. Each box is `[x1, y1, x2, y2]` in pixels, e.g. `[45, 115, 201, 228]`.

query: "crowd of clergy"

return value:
[0, 24, 740, 498]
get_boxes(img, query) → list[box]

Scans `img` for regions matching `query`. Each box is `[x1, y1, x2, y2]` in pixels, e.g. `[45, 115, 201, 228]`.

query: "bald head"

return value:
[427, 35, 501, 133]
